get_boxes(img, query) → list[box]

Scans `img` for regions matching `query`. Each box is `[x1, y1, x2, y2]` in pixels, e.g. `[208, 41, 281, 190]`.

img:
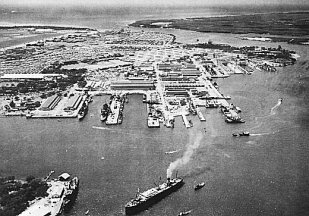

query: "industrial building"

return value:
[39, 95, 61, 111]
[180, 69, 201, 77]
[110, 80, 155, 90]
[165, 89, 189, 97]
[0, 74, 66, 81]
[64, 95, 82, 111]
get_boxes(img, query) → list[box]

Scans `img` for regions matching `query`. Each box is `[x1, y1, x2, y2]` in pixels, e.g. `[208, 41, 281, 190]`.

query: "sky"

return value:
[1, 0, 309, 7]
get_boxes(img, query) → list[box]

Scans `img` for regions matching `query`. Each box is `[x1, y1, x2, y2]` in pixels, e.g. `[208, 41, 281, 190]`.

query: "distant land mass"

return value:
[130, 12, 309, 37]
[0, 25, 95, 31]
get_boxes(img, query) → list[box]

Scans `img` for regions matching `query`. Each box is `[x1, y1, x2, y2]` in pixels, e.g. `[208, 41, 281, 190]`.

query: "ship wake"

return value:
[92, 126, 114, 131]
[270, 99, 282, 115]
[167, 132, 203, 178]
[255, 98, 282, 120]
[250, 132, 276, 136]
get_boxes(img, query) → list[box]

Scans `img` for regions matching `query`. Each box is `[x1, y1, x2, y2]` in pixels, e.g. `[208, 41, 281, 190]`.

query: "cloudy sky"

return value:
[2, 0, 309, 6]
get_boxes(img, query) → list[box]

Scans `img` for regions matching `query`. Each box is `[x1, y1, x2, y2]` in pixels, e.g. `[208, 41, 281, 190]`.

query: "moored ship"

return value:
[60, 173, 80, 212]
[100, 103, 110, 122]
[78, 104, 88, 120]
[19, 173, 79, 216]
[125, 177, 184, 215]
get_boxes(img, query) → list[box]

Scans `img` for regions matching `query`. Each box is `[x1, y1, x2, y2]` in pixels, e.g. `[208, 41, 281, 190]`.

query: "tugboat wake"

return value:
[255, 98, 283, 120]
[270, 98, 283, 115]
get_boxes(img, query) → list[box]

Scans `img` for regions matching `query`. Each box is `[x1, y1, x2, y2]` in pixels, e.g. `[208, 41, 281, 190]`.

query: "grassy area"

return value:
[0, 176, 48, 216]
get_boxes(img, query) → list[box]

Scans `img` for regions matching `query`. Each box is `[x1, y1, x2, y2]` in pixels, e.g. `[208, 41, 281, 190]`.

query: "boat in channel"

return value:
[194, 182, 205, 191]
[178, 210, 192, 216]
[225, 116, 245, 123]
[125, 176, 184, 215]
[232, 131, 250, 137]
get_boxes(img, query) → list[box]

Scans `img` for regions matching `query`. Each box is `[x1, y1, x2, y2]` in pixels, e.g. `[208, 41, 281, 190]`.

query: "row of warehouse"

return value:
[39, 94, 83, 111]
[110, 80, 155, 90]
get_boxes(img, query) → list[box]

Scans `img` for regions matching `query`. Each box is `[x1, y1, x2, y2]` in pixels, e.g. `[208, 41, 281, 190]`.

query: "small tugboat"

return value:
[239, 131, 250, 136]
[178, 210, 192, 216]
[233, 131, 250, 137]
[125, 176, 184, 215]
[78, 111, 85, 120]
[25, 112, 33, 119]
[225, 117, 245, 123]
[194, 182, 205, 191]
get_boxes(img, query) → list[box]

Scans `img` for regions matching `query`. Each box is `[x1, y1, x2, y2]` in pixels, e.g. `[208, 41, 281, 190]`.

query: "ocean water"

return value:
[1, 4, 309, 30]
[0, 4, 309, 216]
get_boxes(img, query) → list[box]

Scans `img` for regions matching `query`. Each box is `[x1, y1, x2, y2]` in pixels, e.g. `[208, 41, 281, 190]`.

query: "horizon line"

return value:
[1, 2, 309, 7]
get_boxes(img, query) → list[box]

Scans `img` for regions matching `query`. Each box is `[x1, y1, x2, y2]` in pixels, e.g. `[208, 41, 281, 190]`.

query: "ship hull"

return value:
[63, 177, 79, 213]
[125, 180, 184, 215]
[100, 114, 108, 122]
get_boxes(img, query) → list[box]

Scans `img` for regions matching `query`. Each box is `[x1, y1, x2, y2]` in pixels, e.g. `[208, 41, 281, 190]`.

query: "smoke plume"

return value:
[166, 132, 203, 178]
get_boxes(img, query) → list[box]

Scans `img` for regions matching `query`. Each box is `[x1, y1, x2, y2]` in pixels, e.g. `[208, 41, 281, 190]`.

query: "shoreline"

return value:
[0, 24, 96, 31]
[129, 11, 309, 40]
[0, 24, 99, 50]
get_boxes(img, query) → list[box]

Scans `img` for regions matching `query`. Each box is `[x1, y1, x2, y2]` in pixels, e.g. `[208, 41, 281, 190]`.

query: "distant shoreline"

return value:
[0, 24, 96, 31]
[130, 11, 309, 39]
[0, 25, 99, 49]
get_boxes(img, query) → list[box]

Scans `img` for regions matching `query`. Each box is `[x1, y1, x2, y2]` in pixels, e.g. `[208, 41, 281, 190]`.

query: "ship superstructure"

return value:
[125, 177, 184, 215]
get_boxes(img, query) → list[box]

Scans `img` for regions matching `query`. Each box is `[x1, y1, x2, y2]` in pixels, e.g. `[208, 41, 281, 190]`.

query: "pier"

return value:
[30, 94, 87, 119]
[196, 108, 206, 121]
[182, 114, 191, 128]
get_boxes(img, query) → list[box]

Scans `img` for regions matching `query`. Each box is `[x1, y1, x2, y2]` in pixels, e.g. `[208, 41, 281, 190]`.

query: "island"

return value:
[130, 12, 309, 45]
[0, 25, 298, 126]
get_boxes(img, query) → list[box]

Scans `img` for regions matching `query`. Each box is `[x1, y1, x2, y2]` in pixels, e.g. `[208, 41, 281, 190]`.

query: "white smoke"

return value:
[166, 132, 203, 178]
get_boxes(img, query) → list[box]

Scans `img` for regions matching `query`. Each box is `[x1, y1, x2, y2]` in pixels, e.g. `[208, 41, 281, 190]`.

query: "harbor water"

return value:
[1, 4, 309, 216]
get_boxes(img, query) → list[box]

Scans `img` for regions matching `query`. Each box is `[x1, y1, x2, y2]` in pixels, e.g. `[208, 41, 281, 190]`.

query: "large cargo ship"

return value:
[125, 177, 184, 215]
